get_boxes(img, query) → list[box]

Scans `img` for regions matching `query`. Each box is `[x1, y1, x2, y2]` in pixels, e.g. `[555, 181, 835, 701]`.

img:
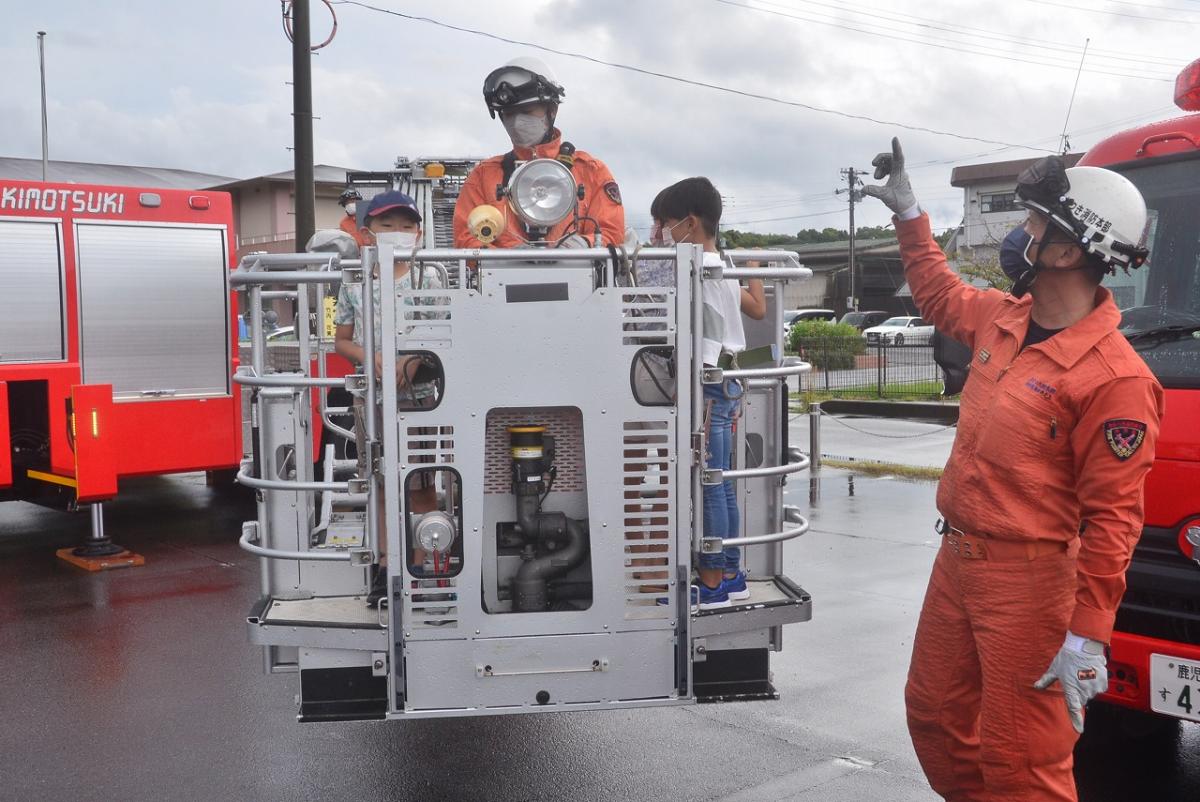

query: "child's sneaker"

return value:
[692, 582, 731, 611]
[722, 570, 751, 601]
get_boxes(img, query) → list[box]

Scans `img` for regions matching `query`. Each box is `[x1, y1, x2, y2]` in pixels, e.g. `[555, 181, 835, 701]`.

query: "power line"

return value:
[905, 104, 1180, 169]
[722, 208, 848, 226]
[332, 1, 1061, 151]
[777, 0, 1188, 68]
[1102, 0, 1200, 13]
[1023, 0, 1200, 23]
[714, 0, 1176, 81]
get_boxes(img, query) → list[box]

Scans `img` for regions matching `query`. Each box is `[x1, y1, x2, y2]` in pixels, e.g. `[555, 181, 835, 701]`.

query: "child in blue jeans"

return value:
[652, 177, 764, 609]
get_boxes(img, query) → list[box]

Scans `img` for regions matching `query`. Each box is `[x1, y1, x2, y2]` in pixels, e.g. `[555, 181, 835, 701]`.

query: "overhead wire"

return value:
[331, 0, 1061, 152]
[1022, 0, 1200, 23]
[775, 0, 1188, 68]
[714, 0, 1176, 81]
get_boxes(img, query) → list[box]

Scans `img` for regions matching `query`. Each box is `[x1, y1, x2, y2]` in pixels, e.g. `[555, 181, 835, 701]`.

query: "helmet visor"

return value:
[1015, 156, 1071, 210]
[483, 66, 562, 111]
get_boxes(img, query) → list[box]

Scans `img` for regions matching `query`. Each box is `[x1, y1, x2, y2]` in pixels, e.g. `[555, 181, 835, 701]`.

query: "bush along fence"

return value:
[790, 334, 948, 399]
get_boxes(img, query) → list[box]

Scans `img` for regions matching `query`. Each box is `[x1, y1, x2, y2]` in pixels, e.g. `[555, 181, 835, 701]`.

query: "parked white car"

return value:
[863, 316, 933, 345]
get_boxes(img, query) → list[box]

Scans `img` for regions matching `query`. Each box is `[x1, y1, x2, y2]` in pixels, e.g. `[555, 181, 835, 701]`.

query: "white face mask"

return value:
[375, 231, 420, 251]
[503, 112, 549, 148]
[393, 231, 419, 250]
[659, 219, 689, 246]
[344, 202, 357, 216]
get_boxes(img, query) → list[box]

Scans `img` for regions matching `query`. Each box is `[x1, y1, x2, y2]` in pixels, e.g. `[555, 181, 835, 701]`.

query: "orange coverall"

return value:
[899, 214, 1163, 802]
[452, 129, 625, 249]
[339, 213, 370, 248]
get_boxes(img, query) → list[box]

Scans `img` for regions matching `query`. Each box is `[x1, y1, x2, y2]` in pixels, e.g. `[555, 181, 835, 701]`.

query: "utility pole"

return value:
[836, 167, 865, 312]
[37, 31, 48, 181]
[291, 0, 316, 251]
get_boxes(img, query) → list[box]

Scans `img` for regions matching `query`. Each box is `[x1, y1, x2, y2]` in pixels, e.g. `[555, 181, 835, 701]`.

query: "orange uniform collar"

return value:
[993, 287, 1121, 370]
[511, 128, 565, 161]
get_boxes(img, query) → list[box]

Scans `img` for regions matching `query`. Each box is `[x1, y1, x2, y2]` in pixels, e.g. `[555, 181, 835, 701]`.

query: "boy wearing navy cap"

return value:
[334, 191, 446, 606]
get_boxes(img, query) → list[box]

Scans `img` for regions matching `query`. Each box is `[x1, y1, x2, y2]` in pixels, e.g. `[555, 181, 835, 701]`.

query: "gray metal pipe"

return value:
[234, 374, 344, 389]
[513, 512, 589, 613]
[810, 403, 821, 471]
[236, 466, 351, 493]
[717, 267, 813, 280]
[238, 253, 339, 269]
[719, 450, 810, 480]
[713, 364, 811, 380]
[232, 271, 344, 287]
[239, 522, 351, 562]
[719, 506, 810, 548]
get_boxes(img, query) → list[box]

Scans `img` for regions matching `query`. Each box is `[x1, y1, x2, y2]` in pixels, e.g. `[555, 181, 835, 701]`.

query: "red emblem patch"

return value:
[603, 181, 622, 205]
[1103, 419, 1147, 461]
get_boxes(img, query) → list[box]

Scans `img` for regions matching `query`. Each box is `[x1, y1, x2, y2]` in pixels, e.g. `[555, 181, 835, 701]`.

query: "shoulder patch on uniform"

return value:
[1103, 419, 1147, 460]
[603, 181, 622, 205]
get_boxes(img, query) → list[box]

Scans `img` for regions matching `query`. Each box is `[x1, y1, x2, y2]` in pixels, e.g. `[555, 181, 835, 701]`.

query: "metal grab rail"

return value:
[238, 521, 353, 562]
[238, 253, 343, 269]
[321, 411, 357, 443]
[704, 363, 811, 382]
[236, 463, 357, 494]
[717, 266, 813, 280]
[720, 505, 810, 548]
[705, 448, 810, 484]
[233, 372, 351, 389]
[232, 271, 346, 287]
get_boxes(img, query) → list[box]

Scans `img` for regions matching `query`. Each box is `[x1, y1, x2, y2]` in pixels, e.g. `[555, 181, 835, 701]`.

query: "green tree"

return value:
[722, 229, 795, 248]
[956, 256, 1013, 292]
[854, 225, 893, 240]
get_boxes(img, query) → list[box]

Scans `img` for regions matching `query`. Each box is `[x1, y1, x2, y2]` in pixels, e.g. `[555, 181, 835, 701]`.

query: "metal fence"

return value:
[792, 336, 948, 399]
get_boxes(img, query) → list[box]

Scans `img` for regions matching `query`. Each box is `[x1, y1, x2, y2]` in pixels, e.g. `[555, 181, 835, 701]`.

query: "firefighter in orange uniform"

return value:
[453, 57, 625, 248]
[338, 188, 370, 248]
[864, 138, 1163, 802]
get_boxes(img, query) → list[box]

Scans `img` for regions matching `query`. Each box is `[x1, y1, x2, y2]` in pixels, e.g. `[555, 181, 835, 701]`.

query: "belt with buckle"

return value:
[935, 517, 1072, 561]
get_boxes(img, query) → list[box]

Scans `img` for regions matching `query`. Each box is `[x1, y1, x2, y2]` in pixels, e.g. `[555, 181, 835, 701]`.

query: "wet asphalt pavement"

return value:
[1, 458, 1197, 801]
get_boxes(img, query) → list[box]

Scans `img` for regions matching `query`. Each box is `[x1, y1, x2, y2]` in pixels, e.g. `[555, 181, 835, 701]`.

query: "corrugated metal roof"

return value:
[0, 156, 236, 189]
[207, 164, 362, 190]
[949, 152, 1082, 187]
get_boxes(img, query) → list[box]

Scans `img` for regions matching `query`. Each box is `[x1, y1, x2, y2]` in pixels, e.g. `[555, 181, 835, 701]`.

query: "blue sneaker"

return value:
[692, 582, 731, 611]
[723, 570, 751, 602]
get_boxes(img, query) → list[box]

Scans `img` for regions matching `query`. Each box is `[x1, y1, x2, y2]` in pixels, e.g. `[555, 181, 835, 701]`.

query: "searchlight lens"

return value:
[507, 158, 577, 229]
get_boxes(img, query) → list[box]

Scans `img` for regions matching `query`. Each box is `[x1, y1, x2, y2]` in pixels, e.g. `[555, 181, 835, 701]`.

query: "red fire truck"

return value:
[0, 180, 242, 567]
[1079, 59, 1200, 728]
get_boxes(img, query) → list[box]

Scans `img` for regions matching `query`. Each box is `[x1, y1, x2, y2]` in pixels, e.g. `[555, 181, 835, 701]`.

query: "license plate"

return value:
[1149, 653, 1200, 723]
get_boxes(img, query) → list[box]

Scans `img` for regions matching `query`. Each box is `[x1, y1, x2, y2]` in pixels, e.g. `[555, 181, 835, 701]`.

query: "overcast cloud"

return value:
[0, 0, 1194, 235]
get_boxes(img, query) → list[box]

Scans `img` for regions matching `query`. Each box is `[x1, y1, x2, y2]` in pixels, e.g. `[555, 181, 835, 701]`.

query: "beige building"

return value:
[945, 153, 1082, 262]
[0, 157, 365, 260]
[208, 164, 363, 259]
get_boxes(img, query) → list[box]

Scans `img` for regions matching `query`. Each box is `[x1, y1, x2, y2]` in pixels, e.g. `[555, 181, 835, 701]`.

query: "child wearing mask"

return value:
[333, 190, 445, 607]
[652, 177, 763, 609]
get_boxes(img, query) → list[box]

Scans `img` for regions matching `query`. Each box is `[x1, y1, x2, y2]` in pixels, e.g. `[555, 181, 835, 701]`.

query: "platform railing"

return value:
[687, 247, 814, 558]
[716, 505, 810, 549]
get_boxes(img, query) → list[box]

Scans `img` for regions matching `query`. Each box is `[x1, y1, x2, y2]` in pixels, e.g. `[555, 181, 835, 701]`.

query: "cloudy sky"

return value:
[1, 1, 1195, 236]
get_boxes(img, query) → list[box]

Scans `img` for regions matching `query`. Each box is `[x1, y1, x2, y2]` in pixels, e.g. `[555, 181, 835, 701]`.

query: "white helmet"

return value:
[304, 229, 359, 261]
[482, 57, 565, 119]
[1015, 157, 1149, 272]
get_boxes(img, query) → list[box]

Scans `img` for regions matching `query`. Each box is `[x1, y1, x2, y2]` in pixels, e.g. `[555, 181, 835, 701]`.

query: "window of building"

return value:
[980, 192, 1018, 214]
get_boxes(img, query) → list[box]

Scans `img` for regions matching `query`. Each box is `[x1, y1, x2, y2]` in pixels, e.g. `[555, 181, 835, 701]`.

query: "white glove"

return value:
[1033, 631, 1108, 734]
[862, 137, 919, 218]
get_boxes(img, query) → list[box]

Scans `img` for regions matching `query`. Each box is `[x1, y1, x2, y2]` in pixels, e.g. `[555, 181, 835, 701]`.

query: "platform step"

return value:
[690, 575, 812, 638]
[246, 595, 388, 650]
